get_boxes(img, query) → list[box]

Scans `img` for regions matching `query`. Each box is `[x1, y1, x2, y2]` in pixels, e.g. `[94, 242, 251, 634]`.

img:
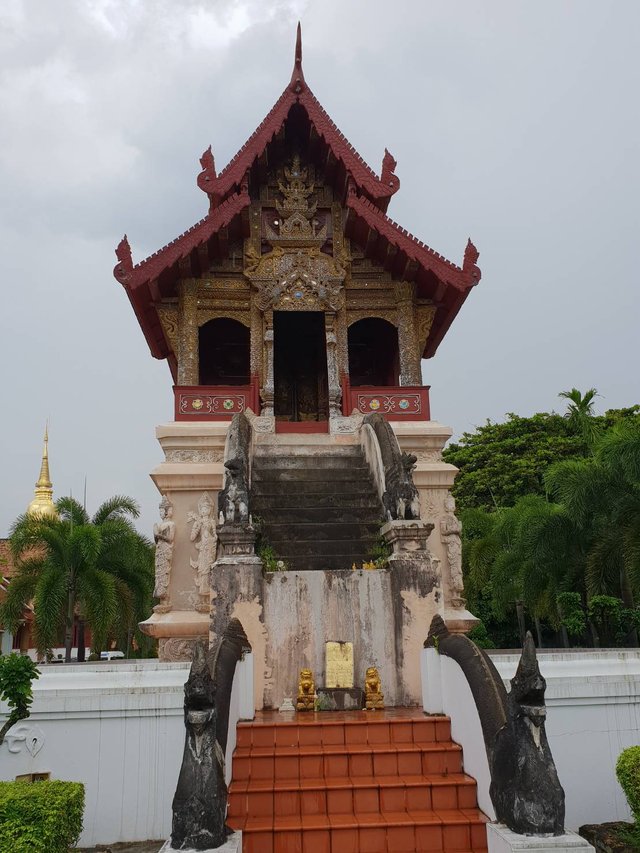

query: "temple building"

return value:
[115, 26, 481, 709]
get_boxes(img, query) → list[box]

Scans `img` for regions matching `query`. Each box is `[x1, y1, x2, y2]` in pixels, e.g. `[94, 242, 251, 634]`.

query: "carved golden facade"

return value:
[166, 155, 427, 404]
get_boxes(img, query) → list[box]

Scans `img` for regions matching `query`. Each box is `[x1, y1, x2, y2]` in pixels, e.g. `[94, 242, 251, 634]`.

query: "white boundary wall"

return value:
[0, 657, 254, 848]
[1, 650, 638, 845]
[422, 648, 640, 831]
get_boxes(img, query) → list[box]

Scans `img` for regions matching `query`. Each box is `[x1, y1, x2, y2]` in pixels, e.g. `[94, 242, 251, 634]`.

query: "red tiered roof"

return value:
[114, 24, 480, 366]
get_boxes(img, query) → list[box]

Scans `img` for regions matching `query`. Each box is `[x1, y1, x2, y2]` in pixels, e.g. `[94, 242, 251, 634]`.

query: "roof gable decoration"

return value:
[112, 23, 481, 363]
[196, 23, 400, 214]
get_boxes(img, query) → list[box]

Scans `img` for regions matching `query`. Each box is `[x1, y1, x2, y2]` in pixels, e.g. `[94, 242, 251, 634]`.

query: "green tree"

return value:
[462, 497, 583, 646]
[445, 412, 588, 511]
[559, 387, 601, 443]
[444, 402, 639, 512]
[545, 420, 640, 627]
[1, 496, 153, 663]
[0, 654, 39, 746]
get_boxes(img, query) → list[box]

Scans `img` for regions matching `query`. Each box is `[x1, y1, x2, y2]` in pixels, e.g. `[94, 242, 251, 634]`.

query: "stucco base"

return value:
[487, 824, 594, 853]
[216, 562, 442, 710]
[159, 831, 242, 852]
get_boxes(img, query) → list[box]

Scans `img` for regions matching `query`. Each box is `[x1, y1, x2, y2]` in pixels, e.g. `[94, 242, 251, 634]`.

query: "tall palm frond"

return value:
[92, 496, 140, 526]
[56, 496, 90, 526]
[31, 568, 66, 654]
[0, 573, 38, 633]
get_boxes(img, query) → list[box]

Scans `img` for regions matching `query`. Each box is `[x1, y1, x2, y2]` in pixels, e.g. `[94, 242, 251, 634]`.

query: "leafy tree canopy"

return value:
[444, 405, 639, 512]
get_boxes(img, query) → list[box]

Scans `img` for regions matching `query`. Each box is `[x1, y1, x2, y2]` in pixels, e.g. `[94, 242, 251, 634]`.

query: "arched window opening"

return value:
[348, 318, 400, 387]
[199, 318, 250, 386]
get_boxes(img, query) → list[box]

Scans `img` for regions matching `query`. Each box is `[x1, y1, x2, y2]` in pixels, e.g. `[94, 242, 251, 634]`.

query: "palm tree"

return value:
[463, 497, 585, 647]
[1, 496, 153, 662]
[546, 420, 640, 616]
[559, 387, 602, 447]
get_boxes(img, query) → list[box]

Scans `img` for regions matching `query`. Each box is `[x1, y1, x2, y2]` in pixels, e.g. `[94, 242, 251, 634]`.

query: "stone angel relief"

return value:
[440, 493, 464, 605]
[188, 492, 216, 598]
[153, 495, 175, 608]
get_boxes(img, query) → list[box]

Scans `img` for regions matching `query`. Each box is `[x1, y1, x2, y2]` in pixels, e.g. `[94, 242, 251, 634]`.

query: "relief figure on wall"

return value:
[153, 495, 175, 608]
[189, 492, 216, 598]
[440, 493, 464, 605]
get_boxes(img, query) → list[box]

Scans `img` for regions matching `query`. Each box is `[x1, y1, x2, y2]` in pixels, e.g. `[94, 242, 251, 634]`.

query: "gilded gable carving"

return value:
[157, 304, 178, 351]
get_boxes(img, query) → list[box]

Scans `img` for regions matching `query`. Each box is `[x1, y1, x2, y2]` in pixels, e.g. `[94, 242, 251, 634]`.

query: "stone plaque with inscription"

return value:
[325, 641, 354, 689]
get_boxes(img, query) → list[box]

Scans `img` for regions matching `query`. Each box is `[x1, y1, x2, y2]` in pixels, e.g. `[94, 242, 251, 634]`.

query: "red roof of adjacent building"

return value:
[114, 24, 480, 365]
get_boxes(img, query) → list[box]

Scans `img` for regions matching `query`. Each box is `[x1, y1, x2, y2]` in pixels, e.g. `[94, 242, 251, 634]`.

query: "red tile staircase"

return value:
[227, 708, 488, 852]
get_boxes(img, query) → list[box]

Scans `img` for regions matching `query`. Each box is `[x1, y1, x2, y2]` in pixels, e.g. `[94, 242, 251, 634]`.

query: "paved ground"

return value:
[76, 843, 164, 852]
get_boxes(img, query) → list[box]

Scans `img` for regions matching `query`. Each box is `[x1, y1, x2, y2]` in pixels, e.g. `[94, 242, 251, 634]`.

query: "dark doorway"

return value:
[348, 318, 399, 386]
[199, 318, 250, 385]
[274, 312, 328, 422]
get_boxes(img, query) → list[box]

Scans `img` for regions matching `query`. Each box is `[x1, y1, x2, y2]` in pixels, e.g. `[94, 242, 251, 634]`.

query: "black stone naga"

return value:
[171, 641, 229, 851]
[217, 413, 251, 526]
[425, 616, 565, 836]
[363, 412, 421, 520]
[490, 632, 565, 835]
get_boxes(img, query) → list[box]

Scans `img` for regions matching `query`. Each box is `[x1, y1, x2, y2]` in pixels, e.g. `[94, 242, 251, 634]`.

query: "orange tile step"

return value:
[228, 709, 489, 852]
[235, 713, 452, 749]
[235, 809, 489, 853]
[231, 742, 464, 782]
[228, 773, 479, 818]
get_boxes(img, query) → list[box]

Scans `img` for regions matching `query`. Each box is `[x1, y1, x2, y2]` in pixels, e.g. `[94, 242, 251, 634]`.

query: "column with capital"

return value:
[177, 279, 199, 385]
[396, 281, 422, 386]
[261, 311, 275, 417]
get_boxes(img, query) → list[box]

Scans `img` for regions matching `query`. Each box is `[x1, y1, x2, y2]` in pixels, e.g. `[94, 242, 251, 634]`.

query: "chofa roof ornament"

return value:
[289, 22, 306, 93]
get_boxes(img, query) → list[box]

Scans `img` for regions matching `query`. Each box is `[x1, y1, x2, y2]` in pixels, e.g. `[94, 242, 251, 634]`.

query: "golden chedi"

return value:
[296, 668, 316, 711]
[365, 666, 385, 710]
[27, 426, 57, 520]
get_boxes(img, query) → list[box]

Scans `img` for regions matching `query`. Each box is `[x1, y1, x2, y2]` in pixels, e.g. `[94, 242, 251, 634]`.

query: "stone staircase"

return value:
[227, 708, 488, 852]
[250, 445, 383, 572]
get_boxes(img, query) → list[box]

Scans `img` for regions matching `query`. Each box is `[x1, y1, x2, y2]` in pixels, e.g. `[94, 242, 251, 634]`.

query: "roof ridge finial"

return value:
[289, 22, 306, 94]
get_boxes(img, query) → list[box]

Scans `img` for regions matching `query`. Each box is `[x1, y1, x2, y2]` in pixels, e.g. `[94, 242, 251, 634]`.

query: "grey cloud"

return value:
[1, 0, 638, 537]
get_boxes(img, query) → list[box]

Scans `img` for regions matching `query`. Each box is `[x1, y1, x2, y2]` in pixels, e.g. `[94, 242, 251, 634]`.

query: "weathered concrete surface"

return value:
[261, 566, 440, 708]
[210, 559, 265, 710]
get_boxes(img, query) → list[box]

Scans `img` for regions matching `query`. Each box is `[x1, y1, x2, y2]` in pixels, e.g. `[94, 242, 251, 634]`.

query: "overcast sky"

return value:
[1, 0, 638, 537]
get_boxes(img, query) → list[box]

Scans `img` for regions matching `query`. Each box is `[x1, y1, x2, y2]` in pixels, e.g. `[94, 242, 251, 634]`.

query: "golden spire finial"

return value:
[27, 424, 57, 519]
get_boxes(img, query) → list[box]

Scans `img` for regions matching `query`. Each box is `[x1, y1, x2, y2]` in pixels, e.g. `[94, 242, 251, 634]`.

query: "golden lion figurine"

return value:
[296, 668, 315, 711]
[365, 666, 384, 710]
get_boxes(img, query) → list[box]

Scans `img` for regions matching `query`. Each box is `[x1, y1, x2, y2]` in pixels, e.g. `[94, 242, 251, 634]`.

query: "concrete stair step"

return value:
[274, 539, 379, 558]
[251, 506, 382, 524]
[251, 481, 375, 496]
[253, 442, 361, 457]
[252, 466, 371, 482]
[253, 453, 365, 469]
[278, 556, 378, 571]
[252, 493, 382, 511]
[264, 522, 381, 540]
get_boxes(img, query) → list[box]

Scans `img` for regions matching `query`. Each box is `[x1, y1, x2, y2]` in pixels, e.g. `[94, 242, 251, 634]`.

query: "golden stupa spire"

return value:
[27, 424, 57, 519]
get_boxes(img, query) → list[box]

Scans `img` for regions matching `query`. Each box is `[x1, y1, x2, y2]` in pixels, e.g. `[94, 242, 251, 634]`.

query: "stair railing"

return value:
[361, 413, 421, 521]
[170, 619, 253, 849]
[218, 412, 253, 527]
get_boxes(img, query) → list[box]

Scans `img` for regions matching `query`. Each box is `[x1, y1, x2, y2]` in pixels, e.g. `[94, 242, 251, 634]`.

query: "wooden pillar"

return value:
[261, 310, 275, 417]
[177, 279, 199, 385]
[325, 313, 342, 418]
[396, 282, 422, 386]
[250, 301, 263, 379]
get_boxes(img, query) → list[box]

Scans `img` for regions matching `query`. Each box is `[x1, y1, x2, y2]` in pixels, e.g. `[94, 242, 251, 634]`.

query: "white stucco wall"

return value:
[0, 656, 254, 848]
[1, 649, 638, 846]
[0, 661, 189, 846]
[421, 647, 496, 818]
[423, 647, 640, 831]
